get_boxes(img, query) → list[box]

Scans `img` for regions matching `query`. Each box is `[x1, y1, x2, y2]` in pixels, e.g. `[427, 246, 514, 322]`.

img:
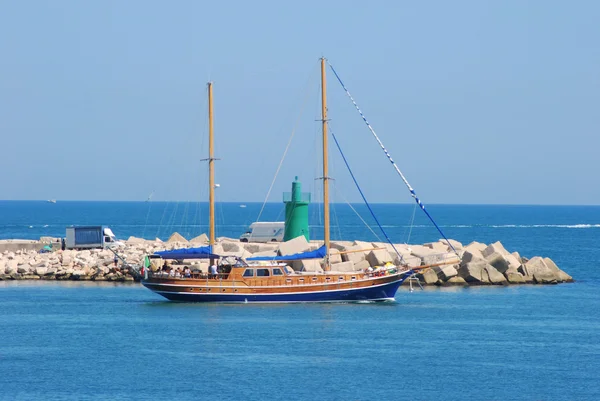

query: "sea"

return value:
[1, 201, 599, 400]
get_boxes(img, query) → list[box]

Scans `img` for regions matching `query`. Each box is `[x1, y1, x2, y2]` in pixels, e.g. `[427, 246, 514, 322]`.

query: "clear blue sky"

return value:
[0, 0, 598, 205]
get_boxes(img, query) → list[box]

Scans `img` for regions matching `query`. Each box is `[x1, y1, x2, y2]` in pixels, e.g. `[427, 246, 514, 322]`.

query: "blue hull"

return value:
[144, 275, 409, 303]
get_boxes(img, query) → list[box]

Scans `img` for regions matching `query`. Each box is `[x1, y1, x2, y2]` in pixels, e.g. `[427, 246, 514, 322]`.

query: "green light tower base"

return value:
[283, 176, 311, 241]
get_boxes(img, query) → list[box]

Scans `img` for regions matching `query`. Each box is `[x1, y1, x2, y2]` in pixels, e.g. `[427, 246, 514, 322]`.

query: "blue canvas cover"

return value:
[154, 246, 219, 260]
[246, 245, 327, 261]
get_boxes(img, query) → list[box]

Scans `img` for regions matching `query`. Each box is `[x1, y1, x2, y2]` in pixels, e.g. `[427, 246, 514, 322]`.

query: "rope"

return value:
[329, 126, 405, 265]
[327, 61, 459, 257]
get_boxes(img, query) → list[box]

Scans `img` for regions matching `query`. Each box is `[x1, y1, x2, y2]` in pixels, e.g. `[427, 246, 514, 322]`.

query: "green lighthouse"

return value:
[283, 176, 311, 241]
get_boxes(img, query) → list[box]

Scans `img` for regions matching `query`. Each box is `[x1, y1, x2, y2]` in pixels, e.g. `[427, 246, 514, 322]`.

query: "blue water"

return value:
[1, 201, 600, 400]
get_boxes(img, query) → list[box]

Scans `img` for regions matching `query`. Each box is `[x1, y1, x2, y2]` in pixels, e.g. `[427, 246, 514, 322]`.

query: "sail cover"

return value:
[246, 245, 327, 261]
[154, 246, 219, 260]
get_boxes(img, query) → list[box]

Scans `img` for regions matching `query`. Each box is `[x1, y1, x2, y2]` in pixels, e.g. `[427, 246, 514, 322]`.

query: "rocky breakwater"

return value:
[412, 240, 574, 286]
[0, 233, 573, 286]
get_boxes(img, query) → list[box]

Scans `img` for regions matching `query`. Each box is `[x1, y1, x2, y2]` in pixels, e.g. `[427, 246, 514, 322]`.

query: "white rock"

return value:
[329, 261, 355, 272]
[485, 265, 508, 284]
[543, 257, 572, 282]
[35, 267, 48, 276]
[424, 242, 449, 253]
[221, 241, 243, 253]
[167, 232, 188, 243]
[329, 248, 342, 264]
[353, 260, 370, 272]
[292, 259, 322, 273]
[482, 241, 510, 258]
[440, 239, 463, 250]
[189, 233, 209, 244]
[485, 252, 510, 274]
[366, 249, 393, 267]
[432, 265, 458, 281]
[278, 236, 310, 257]
[17, 264, 32, 274]
[458, 261, 489, 283]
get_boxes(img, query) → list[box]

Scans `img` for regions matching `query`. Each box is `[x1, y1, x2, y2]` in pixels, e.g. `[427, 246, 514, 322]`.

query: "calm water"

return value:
[1, 201, 600, 400]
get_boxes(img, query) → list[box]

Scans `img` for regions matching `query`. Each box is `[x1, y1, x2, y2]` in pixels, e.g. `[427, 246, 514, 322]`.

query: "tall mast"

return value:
[208, 82, 215, 251]
[321, 58, 330, 269]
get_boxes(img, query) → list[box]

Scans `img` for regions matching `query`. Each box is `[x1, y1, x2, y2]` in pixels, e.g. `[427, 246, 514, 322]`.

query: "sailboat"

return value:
[141, 60, 457, 303]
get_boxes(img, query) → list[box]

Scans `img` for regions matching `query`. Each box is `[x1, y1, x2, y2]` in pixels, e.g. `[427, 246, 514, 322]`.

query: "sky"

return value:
[0, 0, 598, 205]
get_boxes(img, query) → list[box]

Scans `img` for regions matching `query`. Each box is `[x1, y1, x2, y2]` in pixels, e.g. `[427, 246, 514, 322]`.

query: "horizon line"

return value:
[1, 199, 599, 207]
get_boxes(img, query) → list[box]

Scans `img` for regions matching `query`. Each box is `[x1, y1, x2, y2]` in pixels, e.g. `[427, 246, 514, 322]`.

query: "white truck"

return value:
[239, 222, 285, 243]
[64, 226, 121, 249]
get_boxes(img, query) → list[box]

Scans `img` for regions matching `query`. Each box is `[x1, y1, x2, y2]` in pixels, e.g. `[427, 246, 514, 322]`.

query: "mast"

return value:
[321, 58, 330, 269]
[208, 82, 215, 254]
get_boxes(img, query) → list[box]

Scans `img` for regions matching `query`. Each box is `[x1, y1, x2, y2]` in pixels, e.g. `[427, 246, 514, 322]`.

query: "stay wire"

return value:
[327, 60, 458, 257]
[328, 123, 405, 265]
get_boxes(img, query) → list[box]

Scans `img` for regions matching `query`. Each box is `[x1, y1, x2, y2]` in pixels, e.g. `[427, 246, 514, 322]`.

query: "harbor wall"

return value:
[0, 234, 573, 285]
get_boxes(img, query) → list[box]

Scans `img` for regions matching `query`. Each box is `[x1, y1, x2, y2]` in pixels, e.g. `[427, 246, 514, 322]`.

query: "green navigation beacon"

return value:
[283, 176, 311, 241]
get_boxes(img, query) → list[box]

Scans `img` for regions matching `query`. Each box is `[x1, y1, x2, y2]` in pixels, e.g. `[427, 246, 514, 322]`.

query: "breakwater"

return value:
[0, 234, 572, 285]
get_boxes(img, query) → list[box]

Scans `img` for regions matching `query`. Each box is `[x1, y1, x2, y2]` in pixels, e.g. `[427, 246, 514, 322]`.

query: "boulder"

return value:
[395, 254, 421, 268]
[411, 246, 459, 266]
[243, 243, 277, 254]
[341, 244, 369, 264]
[432, 265, 458, 281]
[504, 253, 522, 270]
[167, 232, 188, 243]
[424, 242, 449, 253]
[329, 261, 355, 272]
[461, 250, 486, 265]
[485, 265, 508, 285]
[441, 239, 463, 251]
[353, 260, 370, 272]
[506, 271, 526, 284]
[278, 236, 310, 257]
[366, 249, 393, 267]
[221, 241, 243, 253]
[482, 241, 510, 258]
[17, 264, 32, 274]
[247, 250, 278, 259]
[458, 261, 490, 284]
[543, 257, 573, 282]
[410, 246, 440, 265]
[292, 259, 323, 273]
[35, 266, 48, 276]
[329, 249, 342, 265]
[511, 252, 522, 262]
[61, 255, 73, 266]
[329, 241, 354, 251]
[465, 241, 487, 253]
[6, 260, 18, 274]
[222, 249, 252, 259]
[485, 252, 510, 274]
[417, 268, 439, 285]
[519, 257, 557, 284]
[190, 234, 209, 244]
[126, 236, 145, 244]
[444, 276, 467, 286]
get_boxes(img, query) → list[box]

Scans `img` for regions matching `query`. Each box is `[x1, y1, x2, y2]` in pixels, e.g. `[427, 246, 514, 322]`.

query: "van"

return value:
[239, 222, 285, 243]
